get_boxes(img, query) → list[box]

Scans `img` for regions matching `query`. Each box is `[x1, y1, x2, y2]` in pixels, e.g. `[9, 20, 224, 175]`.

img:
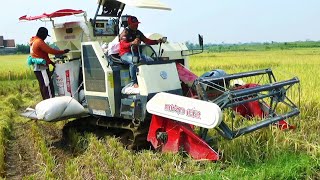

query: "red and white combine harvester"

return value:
[20, 0, 300, 161]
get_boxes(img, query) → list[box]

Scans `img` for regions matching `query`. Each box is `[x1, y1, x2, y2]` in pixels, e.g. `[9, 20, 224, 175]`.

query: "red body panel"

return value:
[19, 9, 84, 21]
[147, 115, 219, 161]
[233, 83, 295, 130]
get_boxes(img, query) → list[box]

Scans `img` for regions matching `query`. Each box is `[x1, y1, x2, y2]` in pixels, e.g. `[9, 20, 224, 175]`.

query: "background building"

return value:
[0, 36, 4, 48]
[0, 36, 15, 48]
[0, 36, 16, 54]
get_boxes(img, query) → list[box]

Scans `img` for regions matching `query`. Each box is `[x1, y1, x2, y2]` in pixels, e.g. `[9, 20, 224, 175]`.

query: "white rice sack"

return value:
[79, 89, 85, 102]
[35, 96, 85, 121]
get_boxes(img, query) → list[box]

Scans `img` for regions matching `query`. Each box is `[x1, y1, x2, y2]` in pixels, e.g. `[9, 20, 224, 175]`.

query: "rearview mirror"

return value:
[161, 37, 167, 43]
[198, 34, 203, 48]
[181, 34, 204, 56]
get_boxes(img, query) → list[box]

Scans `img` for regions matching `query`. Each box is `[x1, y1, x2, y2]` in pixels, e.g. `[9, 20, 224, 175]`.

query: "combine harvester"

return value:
[20, 0, 300, 161]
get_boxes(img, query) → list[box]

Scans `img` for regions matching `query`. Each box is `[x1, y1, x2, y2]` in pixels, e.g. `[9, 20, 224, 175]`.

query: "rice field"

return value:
[0, 55, 34, 81]
[0, 49, 319, 179]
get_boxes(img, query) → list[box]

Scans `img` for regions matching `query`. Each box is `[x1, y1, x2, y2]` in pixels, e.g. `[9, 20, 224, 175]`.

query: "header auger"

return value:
[20, 0, 300, 161]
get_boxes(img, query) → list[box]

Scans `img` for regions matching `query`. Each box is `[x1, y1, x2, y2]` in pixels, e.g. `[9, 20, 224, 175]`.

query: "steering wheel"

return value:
[130, 44, 159, 63]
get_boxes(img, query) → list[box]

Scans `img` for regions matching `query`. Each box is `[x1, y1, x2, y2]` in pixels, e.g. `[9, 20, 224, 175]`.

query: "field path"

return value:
[4, 122, 38, 179]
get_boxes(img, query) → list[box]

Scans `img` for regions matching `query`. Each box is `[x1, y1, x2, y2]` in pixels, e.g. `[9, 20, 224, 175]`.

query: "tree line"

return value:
[3, 43, 58, 55]
[185, 40, 320, 52]
[4, 40, 320, 55]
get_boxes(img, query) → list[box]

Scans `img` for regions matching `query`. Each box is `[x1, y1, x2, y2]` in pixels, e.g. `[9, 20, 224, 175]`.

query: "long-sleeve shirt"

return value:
[29, 36, 65, 67]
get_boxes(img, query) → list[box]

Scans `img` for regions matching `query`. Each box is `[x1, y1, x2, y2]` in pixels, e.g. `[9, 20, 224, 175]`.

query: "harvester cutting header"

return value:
[20, 0, 300, 161]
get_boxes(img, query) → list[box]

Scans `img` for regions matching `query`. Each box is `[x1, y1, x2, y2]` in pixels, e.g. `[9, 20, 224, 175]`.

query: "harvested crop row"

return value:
[29, 123, 57, 179]
[0, 116, 11, 177]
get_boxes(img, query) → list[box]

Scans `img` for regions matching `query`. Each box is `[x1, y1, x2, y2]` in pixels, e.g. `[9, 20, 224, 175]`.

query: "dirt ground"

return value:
[4, 121, 71, 179]
[4, 121, 38, 179]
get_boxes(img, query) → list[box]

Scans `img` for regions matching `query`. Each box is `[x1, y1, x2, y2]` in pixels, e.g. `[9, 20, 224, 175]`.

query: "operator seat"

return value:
[105, 35, 124, 64]
[108, 53, 124, 64]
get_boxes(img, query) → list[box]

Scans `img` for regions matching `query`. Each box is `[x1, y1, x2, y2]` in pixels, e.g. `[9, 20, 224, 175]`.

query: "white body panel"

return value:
[151, 42, 190, 68]
[112, 0, 171, 10]
[146, 92, 223, 128]
[52, 20, 117, 59]
[52, 21, 88, 59]
[146, 33, 190, 68]
[81, 41, 115, 116]
[137, 63, 181, 96]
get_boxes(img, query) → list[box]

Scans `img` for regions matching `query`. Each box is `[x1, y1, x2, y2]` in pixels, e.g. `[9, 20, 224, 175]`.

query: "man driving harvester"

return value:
[119, 16, 163, 93]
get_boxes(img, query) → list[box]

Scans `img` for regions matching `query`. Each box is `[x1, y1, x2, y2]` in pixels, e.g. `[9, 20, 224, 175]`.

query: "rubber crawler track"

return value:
[62, 116, 151, 150]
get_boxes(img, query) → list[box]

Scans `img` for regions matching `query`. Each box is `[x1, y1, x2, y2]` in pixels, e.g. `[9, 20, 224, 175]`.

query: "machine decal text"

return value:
[164, 104, 201, 119]
[64, 35, 76, 40]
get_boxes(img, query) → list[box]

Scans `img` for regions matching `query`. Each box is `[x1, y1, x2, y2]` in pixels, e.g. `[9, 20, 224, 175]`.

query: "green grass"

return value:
[173, 152, 318, 180]
[0, 116, 11, 177]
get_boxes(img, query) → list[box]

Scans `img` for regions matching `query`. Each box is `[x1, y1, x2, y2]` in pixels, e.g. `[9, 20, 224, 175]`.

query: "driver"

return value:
[119, 16, 162, 90]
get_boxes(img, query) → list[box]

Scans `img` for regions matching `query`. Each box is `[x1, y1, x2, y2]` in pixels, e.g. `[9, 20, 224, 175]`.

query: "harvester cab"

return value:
[20, 0, 300, 161]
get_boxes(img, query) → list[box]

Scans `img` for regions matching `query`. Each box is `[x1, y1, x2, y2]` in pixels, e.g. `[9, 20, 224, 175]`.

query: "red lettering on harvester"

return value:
[66, 70, 71, 94]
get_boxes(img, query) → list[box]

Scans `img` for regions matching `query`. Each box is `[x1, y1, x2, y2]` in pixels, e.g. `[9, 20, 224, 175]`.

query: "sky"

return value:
[1, 0, 320, 45]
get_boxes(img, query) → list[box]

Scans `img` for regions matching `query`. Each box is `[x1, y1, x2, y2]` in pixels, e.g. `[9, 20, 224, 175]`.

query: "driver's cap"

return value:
[128, 16, 140, 25]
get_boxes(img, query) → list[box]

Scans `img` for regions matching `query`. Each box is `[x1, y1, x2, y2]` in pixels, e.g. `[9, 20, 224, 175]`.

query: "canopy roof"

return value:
[19, 0, 171, 21]
[19, 9, 85, 21]
[101, 0, 171, 10]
